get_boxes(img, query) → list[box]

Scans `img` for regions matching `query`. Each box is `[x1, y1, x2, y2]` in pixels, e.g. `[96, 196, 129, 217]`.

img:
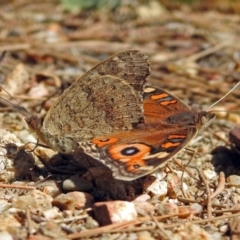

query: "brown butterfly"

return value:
[25, 50, 215, 181]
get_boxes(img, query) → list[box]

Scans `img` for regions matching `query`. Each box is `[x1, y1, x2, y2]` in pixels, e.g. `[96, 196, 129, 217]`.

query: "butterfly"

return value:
[25, 50, 215, 181]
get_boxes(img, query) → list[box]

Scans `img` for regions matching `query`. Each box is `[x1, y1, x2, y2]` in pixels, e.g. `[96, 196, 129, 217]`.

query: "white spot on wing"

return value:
[144, 87, 156, 93]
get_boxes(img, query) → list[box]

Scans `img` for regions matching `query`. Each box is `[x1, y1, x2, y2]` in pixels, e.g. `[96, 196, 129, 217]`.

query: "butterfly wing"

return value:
[89, 87, 210, 180]
[35, 50, 150, 152]
[143, 86, 191, 124]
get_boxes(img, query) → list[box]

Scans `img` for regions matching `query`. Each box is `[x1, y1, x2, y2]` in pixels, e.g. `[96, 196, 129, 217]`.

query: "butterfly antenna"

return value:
[206, 82, 240, 111]
[0, 86, 32, 118]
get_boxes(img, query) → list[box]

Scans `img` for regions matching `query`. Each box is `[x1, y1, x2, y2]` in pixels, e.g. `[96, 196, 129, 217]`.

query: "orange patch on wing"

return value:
[108, 143, 150, 161]
[161, 142, 180, 148]
[92, 137, 119, 147]
[168, 135, 186, 139]
[160, 99, 177, 106]
[151, 93, 168, 100]
[126, 158, 147, 173]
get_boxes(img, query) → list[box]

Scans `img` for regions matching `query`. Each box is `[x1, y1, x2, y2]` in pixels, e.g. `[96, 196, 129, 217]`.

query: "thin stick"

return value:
[26, 208, 34, 236]
[198, 170, 212, 219]
[151, 214, 172, 240]
[211, 172, 225, 199]
[0, 183, 35, 190]
[185, 40, 232, 63]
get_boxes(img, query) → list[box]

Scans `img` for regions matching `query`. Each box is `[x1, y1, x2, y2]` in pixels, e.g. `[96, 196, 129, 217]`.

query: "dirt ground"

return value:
[1, 0, 240, 239]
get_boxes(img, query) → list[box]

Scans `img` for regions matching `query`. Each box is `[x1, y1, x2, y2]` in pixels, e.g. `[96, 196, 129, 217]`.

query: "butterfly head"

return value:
[195, 111, 216, 128]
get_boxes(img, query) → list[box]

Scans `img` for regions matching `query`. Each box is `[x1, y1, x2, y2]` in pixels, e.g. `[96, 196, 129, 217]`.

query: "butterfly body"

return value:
[26, 50, 215, 181]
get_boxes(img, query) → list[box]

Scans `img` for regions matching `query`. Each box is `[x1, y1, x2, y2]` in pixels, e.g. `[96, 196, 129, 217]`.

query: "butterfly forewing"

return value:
[29, 50, 150, 153]
[143, 87, 191, 124]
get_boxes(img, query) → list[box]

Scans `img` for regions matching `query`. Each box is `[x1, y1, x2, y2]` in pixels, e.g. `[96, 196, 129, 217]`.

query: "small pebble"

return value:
[0, 212, 21, 231]
[42, 185, 61, 198]
[150, 170, 167, 180]
[12, 190, 53, 212]
[0, 231, 14, 240]
[228, 113, 240, 124]
[0, 200, 11, 213]
[62, 174, 93, 192]
[42, 206, 61, 220]
[39, 221, 66, 238]
[133, 194, 151, 202]
[157, 202, 179, 215]
[41, 180, 61, 198]
[53, 192, 94, 210]
[144, 179, 168, 197]
[219, 224, 228, 233]
[94, 201, 137, 226]
[178, 204, 201, 218]
[227, 175, 240, 187]
[167, 173, 181, 199]
[203, 169, 217, 180]
[133, 201, 154, 216]
[137, 231, 155, 240]
[190, 203, 203, 214]
[231, 192, 240, 204]
[85, 216, 99, 229]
